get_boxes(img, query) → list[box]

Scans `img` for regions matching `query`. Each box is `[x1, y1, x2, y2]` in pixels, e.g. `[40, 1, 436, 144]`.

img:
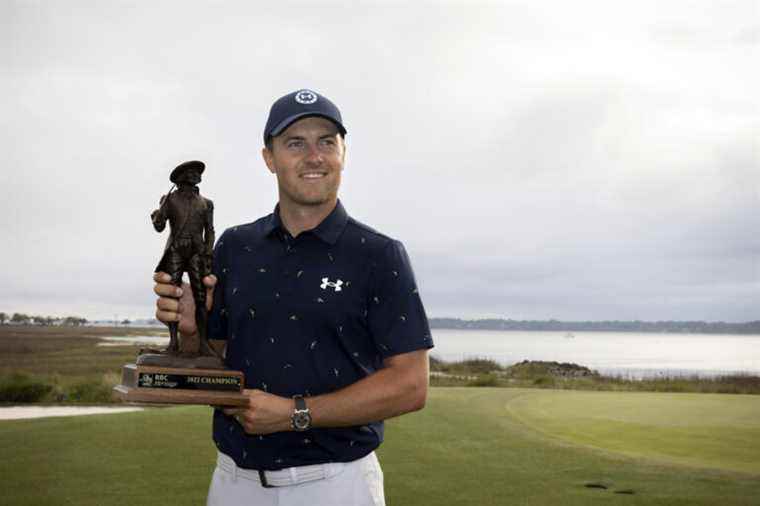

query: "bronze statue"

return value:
[150, 160, 218, 360]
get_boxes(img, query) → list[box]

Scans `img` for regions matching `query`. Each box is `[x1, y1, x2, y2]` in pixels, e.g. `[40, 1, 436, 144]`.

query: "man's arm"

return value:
[150, 193, 170, 232]
[223, 349, 429, 434]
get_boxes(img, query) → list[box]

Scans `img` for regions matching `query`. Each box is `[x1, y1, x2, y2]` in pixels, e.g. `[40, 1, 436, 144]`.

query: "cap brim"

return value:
[269, 112, 347, 138]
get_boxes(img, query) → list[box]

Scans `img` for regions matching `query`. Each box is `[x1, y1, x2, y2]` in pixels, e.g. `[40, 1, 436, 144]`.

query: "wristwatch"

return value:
[291, 395, 312, 432]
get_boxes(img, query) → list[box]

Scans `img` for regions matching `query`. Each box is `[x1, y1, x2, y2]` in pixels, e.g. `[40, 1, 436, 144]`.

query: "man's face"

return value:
[180, 168, 202, 185]
[262, 116, 345, 208]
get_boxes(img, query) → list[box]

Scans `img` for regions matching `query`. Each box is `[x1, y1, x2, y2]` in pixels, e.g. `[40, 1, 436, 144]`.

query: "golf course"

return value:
[2, 387, 758, 505]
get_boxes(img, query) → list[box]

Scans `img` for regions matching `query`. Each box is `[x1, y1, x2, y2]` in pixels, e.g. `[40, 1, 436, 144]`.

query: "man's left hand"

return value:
[222, 390, 294, 435]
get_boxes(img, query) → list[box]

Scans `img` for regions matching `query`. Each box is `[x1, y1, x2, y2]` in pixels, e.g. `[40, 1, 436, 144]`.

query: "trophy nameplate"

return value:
[114, 364, 247, 406]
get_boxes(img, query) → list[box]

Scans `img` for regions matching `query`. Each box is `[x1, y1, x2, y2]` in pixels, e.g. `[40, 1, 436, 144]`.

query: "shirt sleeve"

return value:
[366, 239, 434, 359]
[207, 231, 229, 340]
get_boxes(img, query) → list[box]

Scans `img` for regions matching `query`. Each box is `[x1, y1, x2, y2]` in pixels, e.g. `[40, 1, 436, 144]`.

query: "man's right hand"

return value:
[153, 272, 217, 337]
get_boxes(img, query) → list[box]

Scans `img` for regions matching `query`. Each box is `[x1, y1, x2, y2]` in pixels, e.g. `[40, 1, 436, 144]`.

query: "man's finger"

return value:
[154, 283, 183, 298]
[153, 272, 172, 283]
[156, 297, 179, 312]
[203, 275, 217, 312]
[155, 309, 180, 323]
[203, 274, 218, 288]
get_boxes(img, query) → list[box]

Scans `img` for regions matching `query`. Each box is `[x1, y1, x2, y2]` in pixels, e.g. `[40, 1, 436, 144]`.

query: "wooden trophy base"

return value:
[113, 364, 248, 406]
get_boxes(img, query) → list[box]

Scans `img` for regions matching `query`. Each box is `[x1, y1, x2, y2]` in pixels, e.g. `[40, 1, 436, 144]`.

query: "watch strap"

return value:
[291, 395, 311, 431]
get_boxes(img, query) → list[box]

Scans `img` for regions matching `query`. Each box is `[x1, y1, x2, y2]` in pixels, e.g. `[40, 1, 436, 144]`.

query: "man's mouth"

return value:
[300, 172, 327, 179]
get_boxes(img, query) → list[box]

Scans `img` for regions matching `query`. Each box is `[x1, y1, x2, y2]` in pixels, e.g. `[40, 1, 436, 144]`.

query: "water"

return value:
[430, 329, 760, 379]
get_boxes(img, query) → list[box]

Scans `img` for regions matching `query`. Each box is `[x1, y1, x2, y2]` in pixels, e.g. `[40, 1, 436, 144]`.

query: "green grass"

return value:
[504, 389, 760, 474]
[0, 407, 216, 505]
[2, 388, 759, 505]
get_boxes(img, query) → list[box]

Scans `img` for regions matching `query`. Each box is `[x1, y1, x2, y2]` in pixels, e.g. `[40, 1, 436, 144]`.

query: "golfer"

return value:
[154, 89, 433, 505]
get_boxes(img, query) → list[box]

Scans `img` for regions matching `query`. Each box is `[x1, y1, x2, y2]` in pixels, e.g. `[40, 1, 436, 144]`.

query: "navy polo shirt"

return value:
[208, 200, 433, 470]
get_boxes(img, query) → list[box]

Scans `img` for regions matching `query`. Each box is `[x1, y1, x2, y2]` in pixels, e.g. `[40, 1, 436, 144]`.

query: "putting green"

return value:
[506, 389, 760, 474]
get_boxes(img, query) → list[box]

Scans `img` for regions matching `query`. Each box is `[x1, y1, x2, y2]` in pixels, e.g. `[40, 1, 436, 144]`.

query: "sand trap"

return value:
[0, 406, 144, 420]
[97, 336, 169, 347]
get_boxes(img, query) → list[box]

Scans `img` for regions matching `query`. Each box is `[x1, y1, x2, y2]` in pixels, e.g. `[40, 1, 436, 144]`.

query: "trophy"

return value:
[114, 161, 247, 406]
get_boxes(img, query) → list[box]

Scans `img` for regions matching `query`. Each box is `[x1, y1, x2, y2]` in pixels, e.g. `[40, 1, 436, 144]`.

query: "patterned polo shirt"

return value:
[208, 200, 433, 470]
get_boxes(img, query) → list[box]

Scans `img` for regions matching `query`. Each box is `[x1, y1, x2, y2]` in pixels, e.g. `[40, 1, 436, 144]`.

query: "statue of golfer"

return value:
[150, 160, 217, 358]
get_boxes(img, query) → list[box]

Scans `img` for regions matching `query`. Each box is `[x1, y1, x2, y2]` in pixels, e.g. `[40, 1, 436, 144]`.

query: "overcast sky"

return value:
[1, 1, 758, 322]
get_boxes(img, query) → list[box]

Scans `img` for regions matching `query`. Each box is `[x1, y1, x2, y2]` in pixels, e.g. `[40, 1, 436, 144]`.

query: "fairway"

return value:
[505, 390, 760, 475]
[1, 388, 758, 505]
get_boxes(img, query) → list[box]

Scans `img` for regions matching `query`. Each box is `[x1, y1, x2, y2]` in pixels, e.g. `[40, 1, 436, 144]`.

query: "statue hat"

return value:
[170, 160, 205, 184]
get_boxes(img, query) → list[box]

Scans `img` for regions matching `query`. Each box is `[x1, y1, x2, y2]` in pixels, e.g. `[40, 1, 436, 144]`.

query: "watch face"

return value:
[293, 411, 311, 431]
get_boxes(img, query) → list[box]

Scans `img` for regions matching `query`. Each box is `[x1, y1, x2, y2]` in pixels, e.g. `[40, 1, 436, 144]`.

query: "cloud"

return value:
[1, 1, 757, 321]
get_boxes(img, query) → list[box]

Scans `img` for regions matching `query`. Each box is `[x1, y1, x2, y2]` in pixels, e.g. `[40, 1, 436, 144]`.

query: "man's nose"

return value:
[305, 143, 324, 164]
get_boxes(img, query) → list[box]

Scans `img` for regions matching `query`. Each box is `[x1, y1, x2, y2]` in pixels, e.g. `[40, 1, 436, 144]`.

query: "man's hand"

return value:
[153, 272, 217, 337]
[222, 390, 294, 435]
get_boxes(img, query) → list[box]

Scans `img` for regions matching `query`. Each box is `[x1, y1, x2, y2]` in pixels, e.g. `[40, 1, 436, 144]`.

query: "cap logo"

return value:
[295, 89, 318, 105]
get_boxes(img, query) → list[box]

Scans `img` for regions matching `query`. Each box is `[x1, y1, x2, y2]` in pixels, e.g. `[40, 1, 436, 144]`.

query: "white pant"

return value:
[207, 451, 385, 506]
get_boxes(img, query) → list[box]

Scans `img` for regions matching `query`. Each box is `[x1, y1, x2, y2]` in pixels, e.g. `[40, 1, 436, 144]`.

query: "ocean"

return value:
[429, 329, 760, 378]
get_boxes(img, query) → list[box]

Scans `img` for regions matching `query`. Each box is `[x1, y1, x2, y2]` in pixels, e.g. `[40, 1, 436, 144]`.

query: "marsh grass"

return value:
[0, 373, 52, 402]
[0, 326, 160, 404]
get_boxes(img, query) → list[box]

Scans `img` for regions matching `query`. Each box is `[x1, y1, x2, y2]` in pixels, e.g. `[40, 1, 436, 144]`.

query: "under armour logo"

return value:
[320, 277, 343, 292]
[295, 89, 318, 104]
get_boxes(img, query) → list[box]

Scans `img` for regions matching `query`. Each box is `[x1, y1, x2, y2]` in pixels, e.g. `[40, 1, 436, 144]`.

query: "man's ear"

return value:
[262, 147, 276, 174]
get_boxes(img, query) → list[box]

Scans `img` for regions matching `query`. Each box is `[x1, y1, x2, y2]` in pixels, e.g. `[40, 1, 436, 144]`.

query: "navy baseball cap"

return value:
[263, 89, 347, 144]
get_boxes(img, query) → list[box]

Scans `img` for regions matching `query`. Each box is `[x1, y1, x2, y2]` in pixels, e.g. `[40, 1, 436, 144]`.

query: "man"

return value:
[150, 160, 217, 357]
[153, 89, 433, 505]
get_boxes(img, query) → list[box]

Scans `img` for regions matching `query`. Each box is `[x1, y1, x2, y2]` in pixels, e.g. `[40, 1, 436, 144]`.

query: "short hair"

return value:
[264, 132, 345, 153]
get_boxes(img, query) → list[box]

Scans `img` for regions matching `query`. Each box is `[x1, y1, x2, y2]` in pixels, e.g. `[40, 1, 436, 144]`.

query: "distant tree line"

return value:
[429, 318, 760, 335]
[0, 312, 88, 326]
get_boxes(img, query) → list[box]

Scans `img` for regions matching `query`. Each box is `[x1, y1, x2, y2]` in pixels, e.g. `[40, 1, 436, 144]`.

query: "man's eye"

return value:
[287, 141, 304, 149]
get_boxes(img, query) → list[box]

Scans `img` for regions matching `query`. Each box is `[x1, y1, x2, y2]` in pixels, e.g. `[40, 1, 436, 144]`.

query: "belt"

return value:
[216, 451, 345, 488]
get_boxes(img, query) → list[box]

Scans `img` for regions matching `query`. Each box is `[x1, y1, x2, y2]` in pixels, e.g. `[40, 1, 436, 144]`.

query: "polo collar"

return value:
[264, 200, 349, 245]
